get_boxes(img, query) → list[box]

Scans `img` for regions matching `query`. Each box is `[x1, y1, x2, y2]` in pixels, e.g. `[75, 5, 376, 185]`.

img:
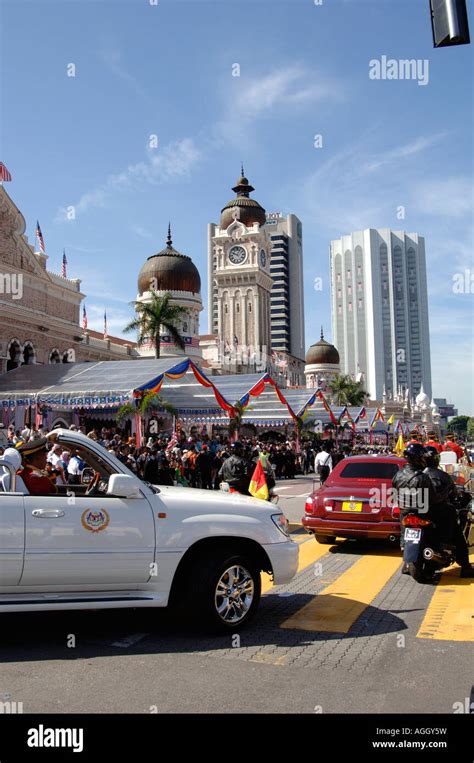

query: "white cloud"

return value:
[86, 304, 133, 338]
[56, 138, 202, 220]
[361, 133, 448, 174]
[214, 65, 346, 146]
[131, 224, 154, 240]
[99, 40, 153, 104]
[410, 177, 474, 219]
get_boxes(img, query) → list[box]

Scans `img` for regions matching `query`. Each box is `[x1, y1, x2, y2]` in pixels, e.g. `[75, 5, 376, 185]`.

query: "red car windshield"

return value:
[332, 462, 401, 480]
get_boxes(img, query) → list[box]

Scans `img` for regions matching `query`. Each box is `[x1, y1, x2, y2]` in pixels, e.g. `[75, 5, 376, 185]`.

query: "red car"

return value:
[302, 455, 406, 543]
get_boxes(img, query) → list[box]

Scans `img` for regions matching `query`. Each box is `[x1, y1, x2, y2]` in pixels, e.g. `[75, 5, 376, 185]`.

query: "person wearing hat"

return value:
[424, 431, 443, 454]
[17, 438, 57, 495]
[442, 433, 465, 462]
[0, 448, 28, 493]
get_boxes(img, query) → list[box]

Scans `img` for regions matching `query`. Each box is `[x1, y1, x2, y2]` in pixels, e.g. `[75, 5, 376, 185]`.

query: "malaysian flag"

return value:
[61, 249, 67, 278]
[0, 162, 12, 182]
[104, 310, 108, 340]
[82, 305, 88, 330]
[36, 221, 45, 253]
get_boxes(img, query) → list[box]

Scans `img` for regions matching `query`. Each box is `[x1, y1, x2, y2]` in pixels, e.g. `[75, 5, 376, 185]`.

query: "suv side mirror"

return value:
[107, 474, 142, 499]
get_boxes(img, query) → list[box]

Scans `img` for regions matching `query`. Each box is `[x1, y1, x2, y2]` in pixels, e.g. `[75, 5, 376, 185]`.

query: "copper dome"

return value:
[306, 328, 340, 366]
[137, 227, 201, 296]
[220, 170, 266, 230]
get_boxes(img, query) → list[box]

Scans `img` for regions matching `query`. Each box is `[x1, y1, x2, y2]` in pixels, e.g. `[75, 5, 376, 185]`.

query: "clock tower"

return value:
[207, 169, 273, 370]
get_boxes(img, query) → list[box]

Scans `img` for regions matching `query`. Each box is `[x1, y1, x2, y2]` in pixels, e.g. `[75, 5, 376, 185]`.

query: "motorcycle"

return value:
[399, 487, 472, 583]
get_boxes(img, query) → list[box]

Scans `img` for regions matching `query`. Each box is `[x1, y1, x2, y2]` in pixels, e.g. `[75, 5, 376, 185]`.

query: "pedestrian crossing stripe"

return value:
[280, 547, 401, 633]
[416, 550, 474, 642]
[266, 536, 474, 642]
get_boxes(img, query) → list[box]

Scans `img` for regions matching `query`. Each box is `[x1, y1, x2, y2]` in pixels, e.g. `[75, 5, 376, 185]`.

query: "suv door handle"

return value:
[32, 509, 65, 518]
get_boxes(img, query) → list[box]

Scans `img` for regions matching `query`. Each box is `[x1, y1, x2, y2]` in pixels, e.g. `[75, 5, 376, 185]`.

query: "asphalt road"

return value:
[0, 475, 472, 715]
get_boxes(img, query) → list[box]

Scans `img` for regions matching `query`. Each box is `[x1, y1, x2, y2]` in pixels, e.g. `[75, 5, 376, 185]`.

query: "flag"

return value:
[394, 433, 406, 456]
[387, 414, 394, 426]
[354, 407, 367, 423]
[104, 310, 108, 340]
[36, 221, 45, 253]
[0, 162, 12, 182]
[248, 458, 269, 501]
[82, 305, 88, 330]
[370, 408, 385, 429]
[61, 249, 68, 278]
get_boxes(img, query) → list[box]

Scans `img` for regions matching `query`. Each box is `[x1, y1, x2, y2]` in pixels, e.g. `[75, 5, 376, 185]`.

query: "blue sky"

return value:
[2, 0, 473, 412]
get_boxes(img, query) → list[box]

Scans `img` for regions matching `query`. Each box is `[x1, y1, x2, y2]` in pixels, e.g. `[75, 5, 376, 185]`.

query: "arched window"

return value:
[49, 349, 61, 364]
[7, 340, 21, 372]
[22, 343, 35, 365]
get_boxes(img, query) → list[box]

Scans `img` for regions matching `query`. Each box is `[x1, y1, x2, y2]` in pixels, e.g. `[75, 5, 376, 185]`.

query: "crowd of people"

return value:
[1, 421, 471, 492]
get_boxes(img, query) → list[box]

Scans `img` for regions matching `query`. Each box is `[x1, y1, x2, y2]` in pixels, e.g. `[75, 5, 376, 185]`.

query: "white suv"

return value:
[0, 430, 298, 632]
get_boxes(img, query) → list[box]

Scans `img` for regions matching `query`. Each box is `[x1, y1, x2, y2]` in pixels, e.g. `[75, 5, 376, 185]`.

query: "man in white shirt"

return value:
[315, 445, 333, 484]
[68, 451, 84, 485]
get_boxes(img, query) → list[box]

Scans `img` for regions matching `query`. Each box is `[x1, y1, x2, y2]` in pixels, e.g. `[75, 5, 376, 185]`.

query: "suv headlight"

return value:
[271, 513, 290, 537]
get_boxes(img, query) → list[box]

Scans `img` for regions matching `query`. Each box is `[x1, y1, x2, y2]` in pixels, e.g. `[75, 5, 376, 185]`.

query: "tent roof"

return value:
[0, 359, 184, 399]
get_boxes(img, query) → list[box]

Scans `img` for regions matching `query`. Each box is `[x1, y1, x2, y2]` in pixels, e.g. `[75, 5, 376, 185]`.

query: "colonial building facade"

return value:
[0, 185, 136, 374]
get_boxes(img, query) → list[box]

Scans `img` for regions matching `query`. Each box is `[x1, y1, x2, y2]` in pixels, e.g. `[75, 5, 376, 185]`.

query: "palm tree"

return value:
[124, 291, 188, 358]
[328, 374, 367, 406]
[229, 401, 245, 440]
[117, 393, 177, 425]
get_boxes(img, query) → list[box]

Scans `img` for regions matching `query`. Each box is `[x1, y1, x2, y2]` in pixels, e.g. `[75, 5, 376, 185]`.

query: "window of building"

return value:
[338, 306, 342, 315]
[348, 302, 352, 312]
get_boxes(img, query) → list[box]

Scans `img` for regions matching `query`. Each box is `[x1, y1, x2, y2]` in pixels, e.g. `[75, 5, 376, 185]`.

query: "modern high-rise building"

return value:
[264, 212, 305, 366]
[330, 228, 432, 401]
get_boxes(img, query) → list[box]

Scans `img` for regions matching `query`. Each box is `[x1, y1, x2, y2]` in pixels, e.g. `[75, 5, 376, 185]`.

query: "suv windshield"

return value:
[338, 462, 400, 480]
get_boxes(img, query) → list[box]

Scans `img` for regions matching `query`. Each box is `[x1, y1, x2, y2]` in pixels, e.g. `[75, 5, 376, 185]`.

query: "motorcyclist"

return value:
[218, 441, 252, 495]
[392, 443, 436, 574]
[424, 445, 474, 578]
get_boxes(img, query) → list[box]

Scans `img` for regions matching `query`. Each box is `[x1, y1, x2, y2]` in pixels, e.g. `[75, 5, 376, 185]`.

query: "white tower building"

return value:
[330, 228, 432, 401]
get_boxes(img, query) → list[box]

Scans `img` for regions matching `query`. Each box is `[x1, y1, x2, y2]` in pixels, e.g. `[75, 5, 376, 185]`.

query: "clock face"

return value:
[260, 249, 267, 267]
[228, 245, 247, 265]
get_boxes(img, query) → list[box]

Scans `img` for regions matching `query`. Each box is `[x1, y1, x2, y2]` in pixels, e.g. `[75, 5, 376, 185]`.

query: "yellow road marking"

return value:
[280, 548, 401, 633]
[261, 535, 329, 594]
[417, 551, 474, 642]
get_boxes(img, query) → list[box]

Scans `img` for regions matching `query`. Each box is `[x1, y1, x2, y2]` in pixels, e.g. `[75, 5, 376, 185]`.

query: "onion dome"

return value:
[220, 165, 266, 230]
[415, 384, 430, 408]
[306, 327, 340, 365]
[138, 224, 201, 296]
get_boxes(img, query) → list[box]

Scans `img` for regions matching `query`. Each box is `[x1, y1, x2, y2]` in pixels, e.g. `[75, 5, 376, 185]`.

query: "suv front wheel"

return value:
[187, 551, 261, 633]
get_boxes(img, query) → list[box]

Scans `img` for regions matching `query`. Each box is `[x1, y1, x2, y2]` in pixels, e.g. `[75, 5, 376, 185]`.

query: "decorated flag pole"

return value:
[62, 249, 68, 278]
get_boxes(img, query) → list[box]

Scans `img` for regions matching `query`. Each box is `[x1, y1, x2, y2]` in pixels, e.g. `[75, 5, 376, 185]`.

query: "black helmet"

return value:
[403, 442, 427, 468]
[231, 441, 243, 453]
[424, 445, 440, 468]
